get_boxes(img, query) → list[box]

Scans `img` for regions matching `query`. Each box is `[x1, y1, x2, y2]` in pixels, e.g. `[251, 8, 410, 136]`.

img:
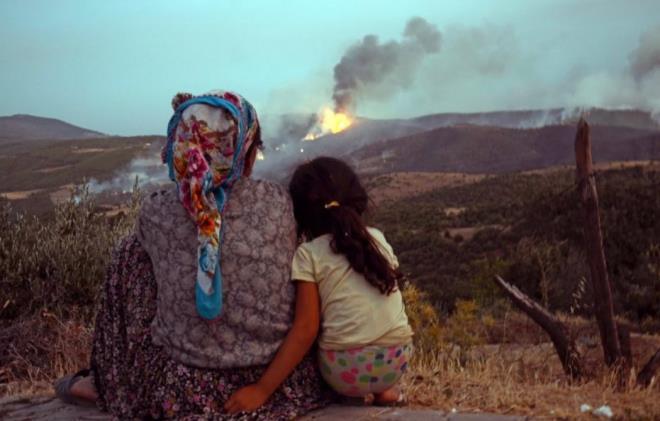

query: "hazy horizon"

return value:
[2, 0, 660, 135]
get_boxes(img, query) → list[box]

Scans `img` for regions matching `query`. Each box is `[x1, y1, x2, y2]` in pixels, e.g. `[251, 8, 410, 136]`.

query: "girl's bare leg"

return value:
[374, 386, 402, 405]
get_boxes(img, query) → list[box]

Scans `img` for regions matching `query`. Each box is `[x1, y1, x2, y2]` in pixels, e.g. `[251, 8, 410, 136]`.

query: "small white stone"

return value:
[580, 404, 592, 413]
[593, 405, 613, 418]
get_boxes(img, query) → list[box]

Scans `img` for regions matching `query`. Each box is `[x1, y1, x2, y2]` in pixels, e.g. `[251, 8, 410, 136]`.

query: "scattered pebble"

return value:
[593, 405, 613, 418]
[580, 403, 613, 418]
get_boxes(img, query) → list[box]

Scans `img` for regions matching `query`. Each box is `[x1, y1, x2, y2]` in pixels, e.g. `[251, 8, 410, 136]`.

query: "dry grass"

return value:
[48, 184, 76, 205]
[1, 185, 139, 398]
[365, 171, 486, 205]
[71, 147, 122, 154]
[34, 165, 73, 174]
[401, 285, 660, 419]
[0, 189, 44, 200]
[443, 207, 466, 217]
[521, 160, 660, 176]
[1, 286, 659, 420]
[3, 307, 658, 419]
[0, 312, 92, 398]
[444, 225, 507, 242]
[403, 351, 660, 420]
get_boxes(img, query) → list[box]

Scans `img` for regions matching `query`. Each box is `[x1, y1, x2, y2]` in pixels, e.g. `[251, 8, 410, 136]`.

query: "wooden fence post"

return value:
[493, 276, 583, 379]
[574, 118, 625, 368]
[637, 348, 660, 387]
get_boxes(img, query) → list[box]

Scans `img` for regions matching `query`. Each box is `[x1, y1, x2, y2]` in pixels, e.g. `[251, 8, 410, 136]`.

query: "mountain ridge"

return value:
[344, 123, 660, 174]
[0, 114, 106, 141]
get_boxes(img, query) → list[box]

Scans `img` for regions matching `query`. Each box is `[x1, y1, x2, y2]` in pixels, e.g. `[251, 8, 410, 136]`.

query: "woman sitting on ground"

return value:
[55, 90, 328, 419]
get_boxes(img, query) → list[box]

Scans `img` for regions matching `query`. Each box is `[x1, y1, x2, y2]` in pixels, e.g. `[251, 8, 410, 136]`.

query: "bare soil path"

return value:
[0, 395, 529, 420]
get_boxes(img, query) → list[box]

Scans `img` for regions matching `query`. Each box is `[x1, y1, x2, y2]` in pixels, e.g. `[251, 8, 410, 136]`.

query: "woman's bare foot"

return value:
[374, 386, 404, 406]
[70, 376, 98, 401]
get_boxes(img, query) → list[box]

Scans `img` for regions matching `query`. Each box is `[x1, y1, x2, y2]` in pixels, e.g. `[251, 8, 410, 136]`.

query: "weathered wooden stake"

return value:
[574, 118, 625, 368]
[493, 275, 583, 379]
[637, 347, 660, 387]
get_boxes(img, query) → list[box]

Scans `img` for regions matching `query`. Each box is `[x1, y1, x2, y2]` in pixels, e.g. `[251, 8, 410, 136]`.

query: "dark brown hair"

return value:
[288, 157, 402, 294]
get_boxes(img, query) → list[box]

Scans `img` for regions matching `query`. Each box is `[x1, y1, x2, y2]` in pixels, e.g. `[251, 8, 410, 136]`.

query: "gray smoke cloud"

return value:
[567, 25, 660, 115]
[83, 140, 169, 195]
[350, 21, 660, 121]
[332, 17, 441, 112]
[630, 25, 660, 82]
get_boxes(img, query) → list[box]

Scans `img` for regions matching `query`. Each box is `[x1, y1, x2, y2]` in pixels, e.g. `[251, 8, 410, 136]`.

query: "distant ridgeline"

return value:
[256, 107, 660, 180]
[0, 114, 106, 141]
[1, 107, 659, 216]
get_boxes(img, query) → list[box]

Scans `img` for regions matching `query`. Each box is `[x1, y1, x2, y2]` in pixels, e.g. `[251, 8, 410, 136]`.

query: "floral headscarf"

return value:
[162, 90, 260, 320]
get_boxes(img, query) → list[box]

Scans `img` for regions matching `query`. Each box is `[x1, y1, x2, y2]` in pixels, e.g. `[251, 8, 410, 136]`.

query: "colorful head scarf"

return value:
[162, 90, 260, 320]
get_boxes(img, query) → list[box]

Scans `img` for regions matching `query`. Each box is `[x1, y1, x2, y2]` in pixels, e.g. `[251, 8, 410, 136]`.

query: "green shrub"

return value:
[374, 166, 660, 329]
[0, 184, 140, 321]
[442, 299, 486, 350]
[402, 283, 443, 355]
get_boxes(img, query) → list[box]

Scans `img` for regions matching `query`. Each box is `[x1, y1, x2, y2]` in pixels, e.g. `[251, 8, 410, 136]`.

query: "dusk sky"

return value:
[1, 0, 660, 135]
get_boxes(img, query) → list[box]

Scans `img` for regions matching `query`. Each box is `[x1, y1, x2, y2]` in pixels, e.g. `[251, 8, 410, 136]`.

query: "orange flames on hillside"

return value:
[304, 107, 353, 141]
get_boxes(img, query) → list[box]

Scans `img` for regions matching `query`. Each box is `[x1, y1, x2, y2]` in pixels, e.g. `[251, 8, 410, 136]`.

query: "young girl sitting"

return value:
[225, 157, 413, 414]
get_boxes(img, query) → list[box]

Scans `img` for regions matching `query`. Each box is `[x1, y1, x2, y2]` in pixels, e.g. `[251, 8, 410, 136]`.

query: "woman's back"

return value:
[137, 177, 297, 368]
[61, 91, 328, 419]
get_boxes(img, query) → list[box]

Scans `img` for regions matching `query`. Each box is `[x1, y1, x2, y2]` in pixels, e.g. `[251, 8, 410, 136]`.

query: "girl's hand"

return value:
[224, 383, 270, 414]
[224, 282, 320, 415]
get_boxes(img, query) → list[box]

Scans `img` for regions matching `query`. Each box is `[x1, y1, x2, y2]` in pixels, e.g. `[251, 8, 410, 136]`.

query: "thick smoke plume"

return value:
[332, 17, 441, 112]
[630, 25, 660, 82]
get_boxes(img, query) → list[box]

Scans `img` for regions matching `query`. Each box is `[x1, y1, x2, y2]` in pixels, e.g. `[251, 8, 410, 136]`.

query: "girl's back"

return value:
[292, 226, 412, 350]
[287, 156, 413, 401]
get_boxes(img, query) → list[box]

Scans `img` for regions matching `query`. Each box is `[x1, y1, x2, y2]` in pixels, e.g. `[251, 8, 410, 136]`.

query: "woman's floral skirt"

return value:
[91, 235, 329, 420]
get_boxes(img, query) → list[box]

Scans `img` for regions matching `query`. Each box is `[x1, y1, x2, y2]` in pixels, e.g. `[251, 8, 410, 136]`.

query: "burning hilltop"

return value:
[303, 107, 353, 140]
[300, 17, 440, 143]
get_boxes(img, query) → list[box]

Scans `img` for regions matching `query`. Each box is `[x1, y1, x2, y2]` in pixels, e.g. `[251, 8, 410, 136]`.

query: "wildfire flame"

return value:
[304, 107, 353, 141]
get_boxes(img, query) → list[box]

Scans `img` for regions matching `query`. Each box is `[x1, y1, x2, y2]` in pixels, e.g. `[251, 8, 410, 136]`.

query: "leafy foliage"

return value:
[373, 166, 660, 330]
[1, 165, 658, 334]
[0, 184, 141, 321]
